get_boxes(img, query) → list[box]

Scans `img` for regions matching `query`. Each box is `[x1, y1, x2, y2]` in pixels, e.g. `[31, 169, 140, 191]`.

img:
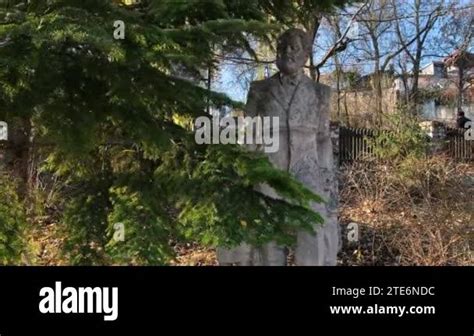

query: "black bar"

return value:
[0, 267, 472, 335]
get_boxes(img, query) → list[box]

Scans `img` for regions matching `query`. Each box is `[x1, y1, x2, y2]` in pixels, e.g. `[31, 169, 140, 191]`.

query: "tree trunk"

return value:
[372, 70, 384, 125]
[410, 62, 420, 114]
[335, 56, 341, 119]
[207, 64, 212, 114]
[458, 66, 464, 110]
[8, 116, 32, 198]
[308, 15, 321, 81]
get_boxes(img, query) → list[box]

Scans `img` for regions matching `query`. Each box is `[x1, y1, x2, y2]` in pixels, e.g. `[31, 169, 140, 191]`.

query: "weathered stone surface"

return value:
[217, 28, 340, 266]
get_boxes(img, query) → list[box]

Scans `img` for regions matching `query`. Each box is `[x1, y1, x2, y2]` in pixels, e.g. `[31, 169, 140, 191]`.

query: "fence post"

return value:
[330, 121, 340, 167]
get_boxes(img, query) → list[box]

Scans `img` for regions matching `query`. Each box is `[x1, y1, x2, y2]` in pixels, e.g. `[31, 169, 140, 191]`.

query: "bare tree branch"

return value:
[381, 6, 440, 71]
[314, 1, 370, 72]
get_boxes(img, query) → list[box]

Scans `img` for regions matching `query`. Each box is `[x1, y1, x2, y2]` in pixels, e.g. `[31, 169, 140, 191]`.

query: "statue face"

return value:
[276, 36, 309, 75]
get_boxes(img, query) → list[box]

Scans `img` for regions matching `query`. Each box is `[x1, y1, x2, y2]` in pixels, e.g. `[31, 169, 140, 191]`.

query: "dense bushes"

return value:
[339, 111, 472, 266]
[370, 112, 429, 161]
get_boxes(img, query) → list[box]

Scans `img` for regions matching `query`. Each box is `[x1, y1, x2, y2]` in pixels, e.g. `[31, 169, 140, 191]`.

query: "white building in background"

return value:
[393, 60, 474, 123]
[419, 61, 447, 77]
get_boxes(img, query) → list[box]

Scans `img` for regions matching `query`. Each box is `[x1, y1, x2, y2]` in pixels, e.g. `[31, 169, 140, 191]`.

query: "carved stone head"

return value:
[276, 28, 312, 76]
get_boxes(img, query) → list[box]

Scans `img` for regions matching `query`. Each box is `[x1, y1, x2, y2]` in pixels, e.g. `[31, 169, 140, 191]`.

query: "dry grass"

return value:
[338, 155, 473, 266]
[172, 155, 472, 266]
[25, 155, 472, 266]
[170, 243, 217, 266]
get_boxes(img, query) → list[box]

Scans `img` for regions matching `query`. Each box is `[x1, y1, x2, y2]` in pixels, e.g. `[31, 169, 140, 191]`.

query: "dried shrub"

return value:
[339, 155, 473, 265]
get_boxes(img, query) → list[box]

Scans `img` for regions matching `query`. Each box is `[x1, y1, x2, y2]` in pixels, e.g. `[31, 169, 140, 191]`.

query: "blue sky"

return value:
[214, 0, 473, 103]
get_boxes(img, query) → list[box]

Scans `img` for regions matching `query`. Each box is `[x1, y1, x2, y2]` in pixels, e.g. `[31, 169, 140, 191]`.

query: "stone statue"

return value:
[217, 28, 340, 266]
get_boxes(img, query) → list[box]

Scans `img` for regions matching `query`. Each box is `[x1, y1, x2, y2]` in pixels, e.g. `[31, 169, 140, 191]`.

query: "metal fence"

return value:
[338, 127, 379, 165]
[338, 125, 473, 165]
[446, 127, 474, 161]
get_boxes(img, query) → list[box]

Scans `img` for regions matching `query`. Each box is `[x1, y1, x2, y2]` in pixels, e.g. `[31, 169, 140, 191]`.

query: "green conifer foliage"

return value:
[0, 174, 26, 264]
[0, 0, 350, 264]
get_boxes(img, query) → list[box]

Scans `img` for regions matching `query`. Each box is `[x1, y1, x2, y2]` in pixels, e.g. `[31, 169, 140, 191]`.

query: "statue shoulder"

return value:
[310, 81, 331, 120]
[249, 76, 275, 92]
[313, 81, 332, 96]
[249, 79, 265, 91]
[299, 76, 331, 95]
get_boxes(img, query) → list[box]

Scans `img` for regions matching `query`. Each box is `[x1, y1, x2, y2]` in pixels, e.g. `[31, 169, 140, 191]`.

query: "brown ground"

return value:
[26, 156, 473, 266]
